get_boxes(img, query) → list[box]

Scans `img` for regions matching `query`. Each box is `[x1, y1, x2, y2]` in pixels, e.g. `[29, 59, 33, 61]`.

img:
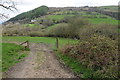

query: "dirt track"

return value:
[5, 43, 75, 78]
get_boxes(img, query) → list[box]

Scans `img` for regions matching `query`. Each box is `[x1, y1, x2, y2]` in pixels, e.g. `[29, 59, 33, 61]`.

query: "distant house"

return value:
[31, 20, 36, 23]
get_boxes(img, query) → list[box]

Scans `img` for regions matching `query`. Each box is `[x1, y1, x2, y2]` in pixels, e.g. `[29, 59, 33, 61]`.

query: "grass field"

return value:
[46, 12, 118, 25]
[44, 12, 118, 32]
[89, 18, 118, 25]
[79, 11, 118, 25]
[2, 43, 29, 72]
[2, 36, 78, 48]
[47, 15, 74, 21]
[23, 24, 41, 27]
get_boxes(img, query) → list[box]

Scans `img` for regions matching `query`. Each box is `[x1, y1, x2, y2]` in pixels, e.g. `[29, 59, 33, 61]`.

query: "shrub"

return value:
[48, 16, 90, 39]
[78, 24, 118, 40]
[2, 24, 44, 36]
[61, 35, 119, 78]
[49, 23, 69, 37]
[42, 18, 54, 27]
[67, 16, 89, 38]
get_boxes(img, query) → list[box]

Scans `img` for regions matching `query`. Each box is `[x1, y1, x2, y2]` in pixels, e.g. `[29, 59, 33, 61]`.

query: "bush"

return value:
[66, 16, 89, 38]
[78, 24, 118, 40]
[61, 35, 119, 78]
[42, 18, 54, 27]
[2, 24, 44, 36]
[48, 23, 69, 37]
[48, 16, 90, 39]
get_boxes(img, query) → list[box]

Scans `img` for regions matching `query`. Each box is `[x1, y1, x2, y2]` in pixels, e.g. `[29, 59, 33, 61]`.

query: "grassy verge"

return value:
[2, 43, 29, 72]
[56, 51, 94, 78]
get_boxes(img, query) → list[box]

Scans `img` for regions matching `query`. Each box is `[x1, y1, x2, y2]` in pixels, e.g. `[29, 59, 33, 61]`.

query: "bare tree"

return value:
[0, 0, 17, 18]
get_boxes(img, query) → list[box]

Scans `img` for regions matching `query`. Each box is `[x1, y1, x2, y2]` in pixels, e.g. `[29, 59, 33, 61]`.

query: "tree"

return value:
[0, 0, 17, 18]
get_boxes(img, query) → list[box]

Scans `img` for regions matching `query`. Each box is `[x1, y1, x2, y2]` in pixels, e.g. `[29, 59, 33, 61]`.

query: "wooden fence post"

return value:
[26, 40, 29, 49]
[56, 38, 59, 49]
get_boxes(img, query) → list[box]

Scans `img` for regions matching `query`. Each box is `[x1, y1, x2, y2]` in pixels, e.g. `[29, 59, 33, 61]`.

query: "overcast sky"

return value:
[0, 0, 119, 23]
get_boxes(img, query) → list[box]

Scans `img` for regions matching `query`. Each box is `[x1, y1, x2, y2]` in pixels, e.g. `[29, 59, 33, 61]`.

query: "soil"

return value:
[4, 43, 75, 78]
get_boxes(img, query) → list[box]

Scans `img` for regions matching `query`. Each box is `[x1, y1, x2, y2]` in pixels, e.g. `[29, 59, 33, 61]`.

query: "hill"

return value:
[99, 6, 118, 12]
[3, 5, 118, 37]
[7, 5, 49, 23]
[6, 5, 119, 24]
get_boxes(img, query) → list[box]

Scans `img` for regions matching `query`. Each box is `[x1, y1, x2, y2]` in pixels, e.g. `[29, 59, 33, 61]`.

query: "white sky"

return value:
[0, 0, 120, 22]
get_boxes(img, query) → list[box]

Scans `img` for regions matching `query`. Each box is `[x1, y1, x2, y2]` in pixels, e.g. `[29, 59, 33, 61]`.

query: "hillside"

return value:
[93, 6, 119, 20]
[7, 5, 49, 23]
[99, 6, 118, 12]
[3, 5, 118, 37]
[6, 5, 119, 24]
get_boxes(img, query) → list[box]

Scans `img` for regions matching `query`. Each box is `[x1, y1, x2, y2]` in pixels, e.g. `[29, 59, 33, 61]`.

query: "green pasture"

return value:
[47, 14, 74, 21]
[2, 36, 78, 48]
[89, 18, 118, 25]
